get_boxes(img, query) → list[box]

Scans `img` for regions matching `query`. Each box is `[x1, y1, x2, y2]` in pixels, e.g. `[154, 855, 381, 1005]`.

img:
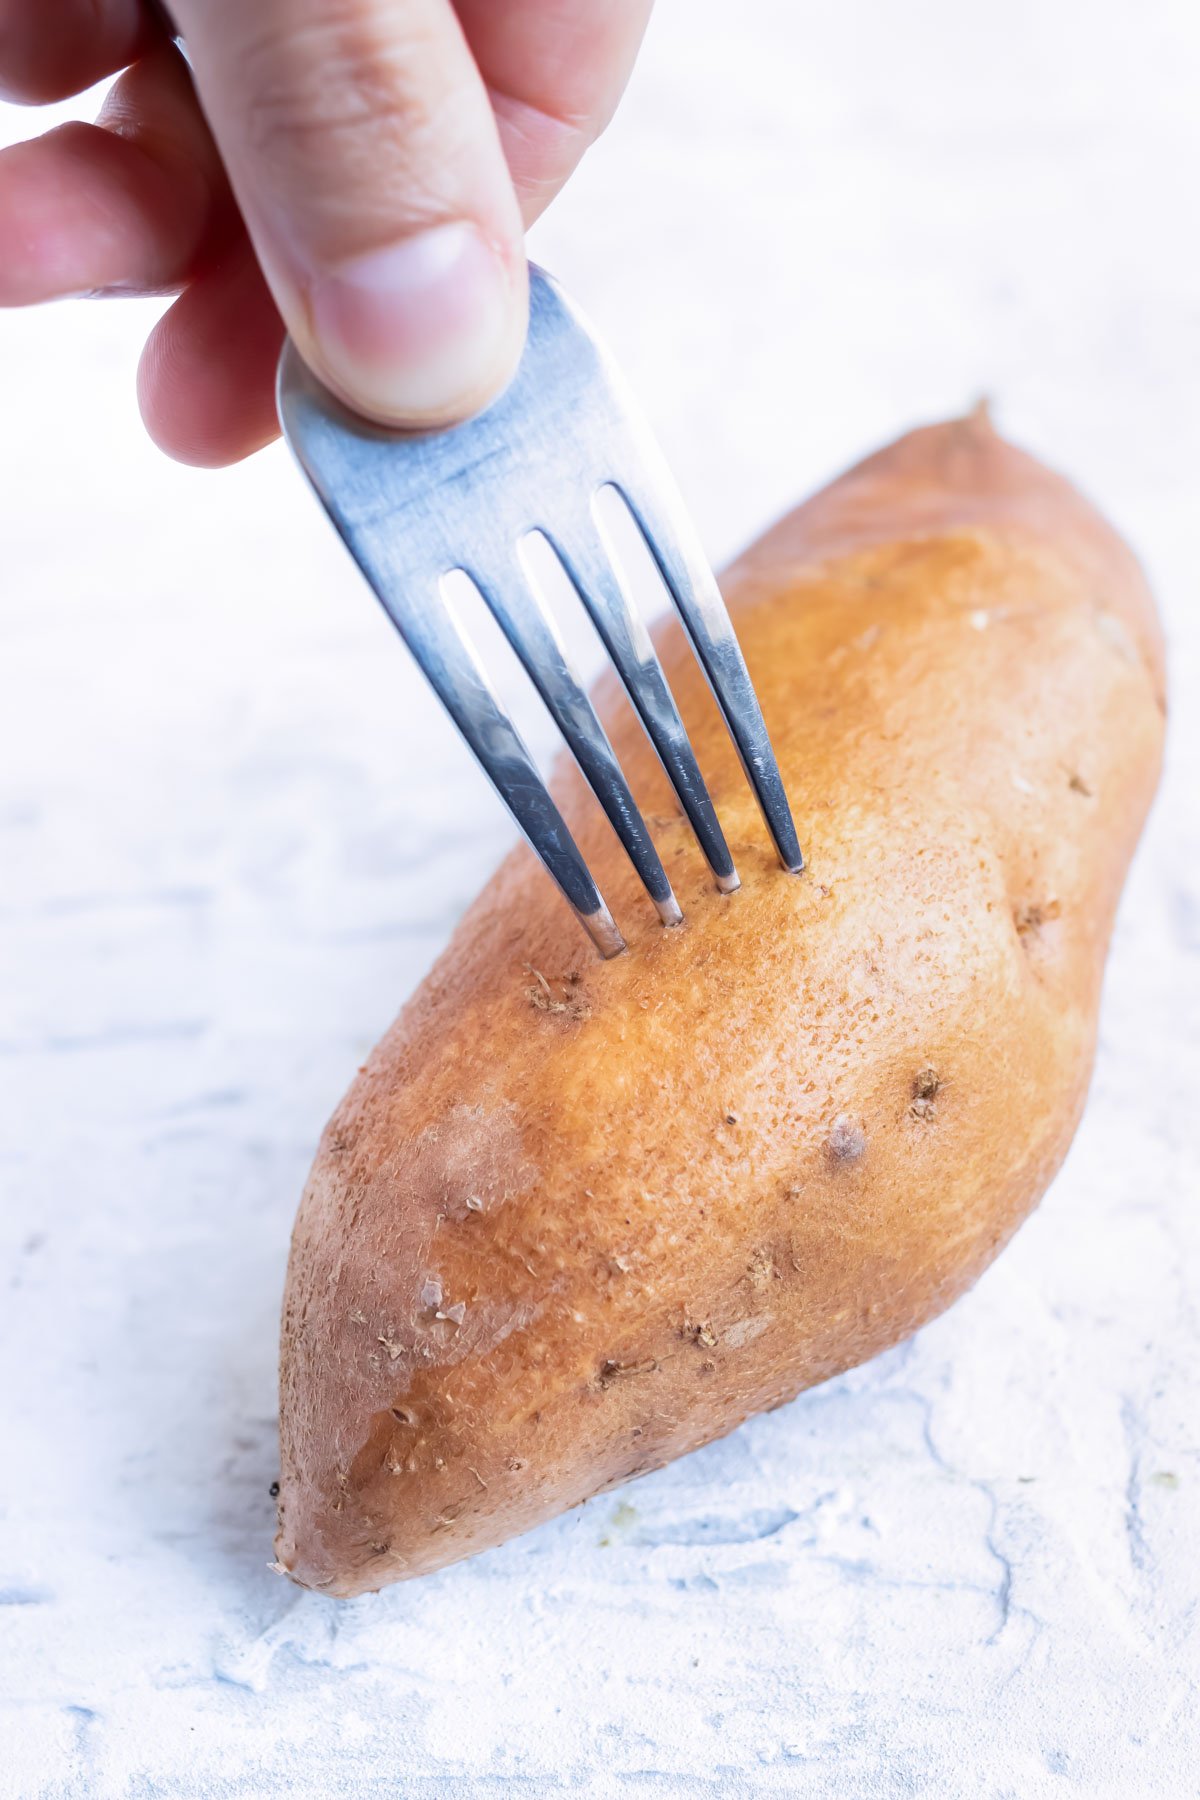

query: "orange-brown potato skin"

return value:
[275, 413, 1165, 1596]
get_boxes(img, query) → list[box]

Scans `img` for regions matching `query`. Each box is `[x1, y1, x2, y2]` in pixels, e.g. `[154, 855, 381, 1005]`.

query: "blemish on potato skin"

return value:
[724, 1315, 771, 1350]
[524, 965, 591, 1020]
[747, 1246, 779, 1286]
[910, 1066, 942, 1121]
[1014, 899, 1062, 942]
[682, 1319, 718, 1349]
[827, 1115, 866, 1162]
[596, 1357, 658, 1388]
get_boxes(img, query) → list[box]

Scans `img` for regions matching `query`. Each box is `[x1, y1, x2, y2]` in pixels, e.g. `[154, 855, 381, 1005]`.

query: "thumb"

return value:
[171, 0, 528, 427]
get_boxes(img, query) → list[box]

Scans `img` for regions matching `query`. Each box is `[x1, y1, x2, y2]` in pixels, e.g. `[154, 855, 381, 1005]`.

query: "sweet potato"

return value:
[274, 410, 1164, 1595]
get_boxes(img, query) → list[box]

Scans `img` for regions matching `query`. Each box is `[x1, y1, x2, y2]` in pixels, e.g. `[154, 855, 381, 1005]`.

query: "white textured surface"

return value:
[2, 2, 1199, 1793]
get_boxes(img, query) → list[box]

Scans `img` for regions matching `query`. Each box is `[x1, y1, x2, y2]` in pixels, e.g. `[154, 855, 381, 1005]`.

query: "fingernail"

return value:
[308, 222, 520, 426]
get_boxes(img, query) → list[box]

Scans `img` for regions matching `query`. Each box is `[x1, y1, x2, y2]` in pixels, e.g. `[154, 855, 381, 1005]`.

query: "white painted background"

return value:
[2, 2, 1198, 1794]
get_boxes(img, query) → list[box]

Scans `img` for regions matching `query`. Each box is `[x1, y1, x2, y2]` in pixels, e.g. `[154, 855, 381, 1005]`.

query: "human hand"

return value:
[0, 1, 653, 464]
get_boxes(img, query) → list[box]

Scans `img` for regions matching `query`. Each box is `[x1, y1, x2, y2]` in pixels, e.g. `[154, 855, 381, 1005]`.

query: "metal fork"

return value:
[277, 267, 803, 957]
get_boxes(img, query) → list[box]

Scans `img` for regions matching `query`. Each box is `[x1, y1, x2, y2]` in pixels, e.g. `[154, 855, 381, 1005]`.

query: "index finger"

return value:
[455, 0, 655, 223]
[0, 0, 155, 104]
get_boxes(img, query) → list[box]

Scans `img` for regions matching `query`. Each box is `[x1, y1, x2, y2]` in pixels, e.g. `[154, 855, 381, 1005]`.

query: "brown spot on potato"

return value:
[747, 1246, 779, 1286]
[597, 1357, 658, 1387]
[525, 965, 592, 1020]
[910, 1066, 942, 1121]
[1015, 899, 1062, 942]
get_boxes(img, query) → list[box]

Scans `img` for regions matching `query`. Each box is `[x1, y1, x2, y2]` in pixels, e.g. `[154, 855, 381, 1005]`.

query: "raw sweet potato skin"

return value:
[274, 412, 1165, 1595]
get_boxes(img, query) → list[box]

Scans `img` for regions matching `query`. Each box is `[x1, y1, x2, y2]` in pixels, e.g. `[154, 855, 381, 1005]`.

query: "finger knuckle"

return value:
[235, 12, 438, 171]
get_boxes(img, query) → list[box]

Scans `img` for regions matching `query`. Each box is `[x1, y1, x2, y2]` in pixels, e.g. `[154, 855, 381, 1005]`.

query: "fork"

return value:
[277, 266, 803, 958]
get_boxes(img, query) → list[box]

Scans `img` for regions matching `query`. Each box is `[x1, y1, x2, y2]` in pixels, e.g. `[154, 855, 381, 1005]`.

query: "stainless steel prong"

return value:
[547, 518, 740, 895]
[466, 555, 682, 927]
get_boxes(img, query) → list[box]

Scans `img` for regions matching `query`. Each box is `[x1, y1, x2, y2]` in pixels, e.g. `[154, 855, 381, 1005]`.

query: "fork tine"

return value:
[277, 264, 803, 959]
[613, 477, 805, 875]
[464, 557, 683, 928]
[385, 576, 626, 959]
[546, 523, 741, 895]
